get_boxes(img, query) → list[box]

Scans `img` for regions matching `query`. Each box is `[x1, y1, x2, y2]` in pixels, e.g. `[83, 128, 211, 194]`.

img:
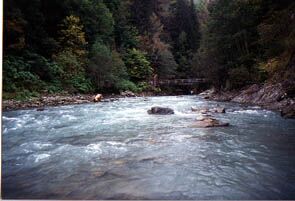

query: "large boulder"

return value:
[192, 118, 229, 128]
[148, 107, 174, 115]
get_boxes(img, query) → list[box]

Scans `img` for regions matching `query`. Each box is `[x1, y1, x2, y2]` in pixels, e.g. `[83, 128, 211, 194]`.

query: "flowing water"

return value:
[2, 96, 295, 199]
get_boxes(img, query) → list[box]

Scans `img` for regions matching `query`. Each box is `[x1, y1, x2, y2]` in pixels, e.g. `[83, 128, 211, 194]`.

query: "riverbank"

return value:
[201, 81, 295, 119]
[3, 82, 295, 119]
[2, 91, 156, 111]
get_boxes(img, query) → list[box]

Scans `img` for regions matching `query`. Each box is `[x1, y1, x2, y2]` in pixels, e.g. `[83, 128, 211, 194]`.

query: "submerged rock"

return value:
[192, 118, 229, 128]
[148, 107, 174, 115]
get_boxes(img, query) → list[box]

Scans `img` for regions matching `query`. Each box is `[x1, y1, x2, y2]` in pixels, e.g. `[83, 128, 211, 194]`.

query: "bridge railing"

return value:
[149, 78, 208, 86]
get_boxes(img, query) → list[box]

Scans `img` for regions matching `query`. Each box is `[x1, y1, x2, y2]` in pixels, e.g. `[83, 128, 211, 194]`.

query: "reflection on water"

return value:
[2, 96, 295, 199]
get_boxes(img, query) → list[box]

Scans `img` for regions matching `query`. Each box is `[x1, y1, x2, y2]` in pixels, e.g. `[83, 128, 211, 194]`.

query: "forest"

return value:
[3, 0, 295, 99]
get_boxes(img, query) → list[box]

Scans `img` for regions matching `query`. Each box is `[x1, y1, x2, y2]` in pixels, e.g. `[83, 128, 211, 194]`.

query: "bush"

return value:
[15, 90, 40, 101]
[66, 75, 94, 93]
[45, 82, 63, 94]
[23, 51, 63, 82]
[137, 81, 153, 92]
[123, 48, 153, 82]
[3, 56, 45, 92]
[54, 50, 81, 80]
[115, 80, 140, 92]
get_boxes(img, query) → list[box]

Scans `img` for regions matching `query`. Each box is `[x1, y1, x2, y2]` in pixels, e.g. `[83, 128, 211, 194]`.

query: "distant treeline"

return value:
[193, 0, 295, 89]
[3, 0, 295, 99]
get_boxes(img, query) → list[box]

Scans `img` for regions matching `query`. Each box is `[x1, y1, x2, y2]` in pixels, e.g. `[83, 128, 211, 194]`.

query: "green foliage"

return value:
[82, 0, 114, 43]
[156, 49, 178, 78]
[54, 50, 80, 80]
[3, 56, 45, 93]
[171, 0, 201, 51]
[111, 51, 129, 82]
[64, 0, 114, 44]
[257, 2, 295, 82]
[14, 90, 40, 101]
[113, 1, 140, 49]
[88, 41, 128, 91]
[45, 83, 63, 94]
[123, 49, 153, 81]
[88, 41, 113, 89]
[66, 75, 94, 93]
[115, 80, 139, 93]
[58, 15, 87, 59]
[22, 51, 63, 82]
[54, 50, 94, 93]
[6, 0, 293, 97]
[192, 0, 270, 89]
[228, 67, 251, 89]
[170, 0, 201, 77]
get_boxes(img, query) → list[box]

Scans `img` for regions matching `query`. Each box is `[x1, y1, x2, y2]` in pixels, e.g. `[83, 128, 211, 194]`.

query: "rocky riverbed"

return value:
[201, 81, 295, 119]
[2, 91, 153, 111]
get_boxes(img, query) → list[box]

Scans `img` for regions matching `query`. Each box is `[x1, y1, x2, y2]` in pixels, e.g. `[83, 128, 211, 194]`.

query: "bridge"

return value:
[150, 78, 209, 87]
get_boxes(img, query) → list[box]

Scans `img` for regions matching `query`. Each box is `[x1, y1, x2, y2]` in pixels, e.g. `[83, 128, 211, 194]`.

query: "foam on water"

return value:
[86, 143, 103, 154]
[30, 153, 51, 163]
[2, 95, 295, 200]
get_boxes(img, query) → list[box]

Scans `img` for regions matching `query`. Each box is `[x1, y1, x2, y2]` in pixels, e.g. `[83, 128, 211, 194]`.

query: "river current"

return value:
[2, 96, 295, 199]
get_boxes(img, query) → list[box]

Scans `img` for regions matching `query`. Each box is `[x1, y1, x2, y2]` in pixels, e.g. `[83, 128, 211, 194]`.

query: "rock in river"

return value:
[211, 107, 226, 113]
[121, 91, 136, 97]
[192, 118, 229, 128]
[148, 107, 175, 115]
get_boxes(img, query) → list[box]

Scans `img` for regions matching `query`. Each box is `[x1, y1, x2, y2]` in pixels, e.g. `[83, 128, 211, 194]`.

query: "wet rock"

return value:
[110, 98, 119, 102]
[148, 107, 174, 115]
[75, 100, 90, 104]
[192, 118, 229, 128]
[211, 107, 226, 113]
[36, 108, 45, 112]
[281, 104, 295, 119]
[232, 83, 291, 105]
[199, 88, 215, 97]
[94, 94, 103, 102]
[120, 91, 136, 97]
[191, 107, 210, 114]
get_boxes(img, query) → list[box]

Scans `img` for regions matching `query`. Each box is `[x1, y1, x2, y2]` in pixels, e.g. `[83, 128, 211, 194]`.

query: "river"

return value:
[2, 96, 295, 199]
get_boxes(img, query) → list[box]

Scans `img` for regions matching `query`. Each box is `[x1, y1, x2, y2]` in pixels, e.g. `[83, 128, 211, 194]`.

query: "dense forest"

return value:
[3, 0, 295, 99]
